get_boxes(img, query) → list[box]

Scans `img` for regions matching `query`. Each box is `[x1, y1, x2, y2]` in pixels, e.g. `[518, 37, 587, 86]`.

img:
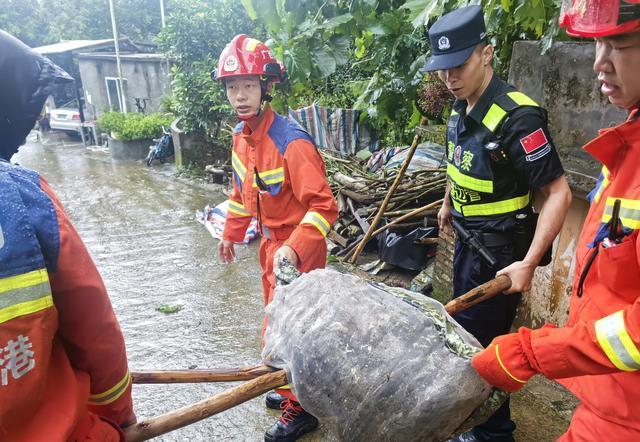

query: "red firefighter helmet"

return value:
[212, 34, 285, 82]
[559, 0, 640, 37]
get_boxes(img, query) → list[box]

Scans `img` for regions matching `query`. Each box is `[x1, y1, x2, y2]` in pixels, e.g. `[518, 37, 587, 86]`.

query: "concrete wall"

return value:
[171, 119, 229, 169]
[78, 54, 170, 120]
[508, 41, 626, 182]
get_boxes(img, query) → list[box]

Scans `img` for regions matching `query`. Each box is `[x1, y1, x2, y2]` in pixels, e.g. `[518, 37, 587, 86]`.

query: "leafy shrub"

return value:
[96, 111, 125, 135]
[98, 112, 173, 141]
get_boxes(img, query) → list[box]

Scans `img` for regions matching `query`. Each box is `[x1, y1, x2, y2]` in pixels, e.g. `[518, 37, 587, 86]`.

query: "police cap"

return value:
[422, 5, 487, 72]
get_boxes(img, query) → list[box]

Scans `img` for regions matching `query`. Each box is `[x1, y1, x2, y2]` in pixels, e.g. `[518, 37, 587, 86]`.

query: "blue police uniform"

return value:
[423, 5, 565, 441]
[448, 74, 564, 438]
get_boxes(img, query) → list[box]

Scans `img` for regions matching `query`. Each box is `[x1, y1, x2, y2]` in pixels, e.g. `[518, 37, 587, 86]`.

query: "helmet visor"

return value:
[560, 0, 640, 35]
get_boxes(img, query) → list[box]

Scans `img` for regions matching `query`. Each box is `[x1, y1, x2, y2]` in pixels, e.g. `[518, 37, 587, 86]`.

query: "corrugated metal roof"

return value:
[33, 39, 114, 55]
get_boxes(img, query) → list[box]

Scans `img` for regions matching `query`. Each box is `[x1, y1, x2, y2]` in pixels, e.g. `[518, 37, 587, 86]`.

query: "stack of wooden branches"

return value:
[321, 151, 446, 256]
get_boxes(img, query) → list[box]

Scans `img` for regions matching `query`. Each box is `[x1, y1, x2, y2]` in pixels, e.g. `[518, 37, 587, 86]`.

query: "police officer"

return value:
[423, 6, 572, 442]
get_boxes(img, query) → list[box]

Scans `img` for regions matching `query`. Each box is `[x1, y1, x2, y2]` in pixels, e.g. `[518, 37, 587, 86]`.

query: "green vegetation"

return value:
[98, 112, 173, 141]
[156, 0, 260, 141]
[155, 304, 184, 314]
[0, 0, 163, 47]
[241, 0, 565, 145]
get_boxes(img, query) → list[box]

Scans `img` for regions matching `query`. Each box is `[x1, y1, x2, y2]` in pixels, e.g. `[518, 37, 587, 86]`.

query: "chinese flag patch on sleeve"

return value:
[520, 128, 548, 153]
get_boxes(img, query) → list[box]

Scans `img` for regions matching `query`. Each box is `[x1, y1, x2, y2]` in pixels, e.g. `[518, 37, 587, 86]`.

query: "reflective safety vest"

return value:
[446, 90, 539, 218]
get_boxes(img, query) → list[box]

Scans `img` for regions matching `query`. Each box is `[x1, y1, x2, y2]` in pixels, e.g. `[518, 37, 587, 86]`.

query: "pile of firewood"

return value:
[321, 151, 446, 256]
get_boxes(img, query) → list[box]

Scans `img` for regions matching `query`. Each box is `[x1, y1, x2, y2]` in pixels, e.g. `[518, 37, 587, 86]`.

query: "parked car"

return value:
[49, 100, 82, 135]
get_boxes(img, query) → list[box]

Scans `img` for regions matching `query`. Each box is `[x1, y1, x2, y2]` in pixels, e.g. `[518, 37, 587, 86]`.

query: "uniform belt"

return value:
[262, 225, 296, 241]
[469, 230, 513, 248]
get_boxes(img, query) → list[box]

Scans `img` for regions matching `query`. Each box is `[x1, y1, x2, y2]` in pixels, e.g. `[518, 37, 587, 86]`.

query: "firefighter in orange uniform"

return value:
[0, 31, 134, 440]
[471, 1, 640, 440]
[213, 34, 338, 441]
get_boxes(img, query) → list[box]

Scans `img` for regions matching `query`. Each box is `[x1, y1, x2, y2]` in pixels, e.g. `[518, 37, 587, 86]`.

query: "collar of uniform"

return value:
[584, 114, 640, 175]
[241, 104, 275, 145]
[458, 73, 503, 125]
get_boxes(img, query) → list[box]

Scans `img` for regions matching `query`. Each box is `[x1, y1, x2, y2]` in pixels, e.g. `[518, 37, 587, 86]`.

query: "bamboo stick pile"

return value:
[321, 151, 446, 256]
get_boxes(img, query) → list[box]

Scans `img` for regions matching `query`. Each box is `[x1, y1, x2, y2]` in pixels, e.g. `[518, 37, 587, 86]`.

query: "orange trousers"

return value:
[558, 403, 640, 442]
[68, 411, 123, 441]
[258, 234, 326, 402]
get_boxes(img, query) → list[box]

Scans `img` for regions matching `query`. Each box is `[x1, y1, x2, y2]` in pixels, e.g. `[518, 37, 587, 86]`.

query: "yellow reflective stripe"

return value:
[453, 194, 530, 217]
[0, 296, 54, 324]
[507, 91, 539, 107]
[0, 268, 53, 324]
[278, 384, 291, 390]
[253, 167, 285, 187]
[595, 310, 640, 372]
[482, 103, 507, 132]
[446, 163, 494, 193]
[593, 166, 610, 204]
[495, 344, 527, 383]
[301, 211, 331, 237]
[450, 109, 459, 116]
[0, 268, 49, 293]
[232, 151, 247, 180]
[602, 197, 640, 229]
[228, 200, 251, 217]
[89, 370, 131, 405]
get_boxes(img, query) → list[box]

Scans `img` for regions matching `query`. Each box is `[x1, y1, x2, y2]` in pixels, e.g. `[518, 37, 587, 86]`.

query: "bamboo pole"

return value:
[131, 365, 276, 384]
[367, 199, 443, 237]
[124, 369, 288, 442]
[347, 117, 429, 263]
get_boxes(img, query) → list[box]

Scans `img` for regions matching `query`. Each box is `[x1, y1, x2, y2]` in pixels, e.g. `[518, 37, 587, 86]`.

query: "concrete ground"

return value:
[512, 377, 578, 441]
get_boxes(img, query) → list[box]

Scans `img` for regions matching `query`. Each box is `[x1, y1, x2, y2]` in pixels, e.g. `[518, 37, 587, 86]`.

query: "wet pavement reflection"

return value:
[15, 135, 333, 441]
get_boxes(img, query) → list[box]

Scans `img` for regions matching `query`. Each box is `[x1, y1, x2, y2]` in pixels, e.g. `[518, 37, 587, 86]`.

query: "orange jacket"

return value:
[0, 164, 133, 440]
[523, 109, 640, 429]
[222, 105, 337, 266]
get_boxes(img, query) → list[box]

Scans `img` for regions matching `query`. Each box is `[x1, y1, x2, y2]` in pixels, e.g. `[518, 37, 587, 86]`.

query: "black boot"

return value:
[447, 429, 515, 442]
[264, 399, 319, 442]
[265, 391, 287, 410]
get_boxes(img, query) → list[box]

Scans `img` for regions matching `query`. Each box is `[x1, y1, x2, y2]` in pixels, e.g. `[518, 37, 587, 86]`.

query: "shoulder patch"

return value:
[268, 113, 315, 156]
[520, 128, 548, 154]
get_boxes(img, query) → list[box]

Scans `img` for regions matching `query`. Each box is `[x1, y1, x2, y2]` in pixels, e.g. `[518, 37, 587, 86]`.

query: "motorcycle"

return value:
[145, 127, 174, 166]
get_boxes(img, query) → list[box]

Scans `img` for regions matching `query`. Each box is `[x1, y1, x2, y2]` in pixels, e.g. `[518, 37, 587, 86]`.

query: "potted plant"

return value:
[98, 112, 173, 160]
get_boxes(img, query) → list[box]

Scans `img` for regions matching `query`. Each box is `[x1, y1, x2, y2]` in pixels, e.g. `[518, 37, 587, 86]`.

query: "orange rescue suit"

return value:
[0, 167, 133, 440]
[222, 105, 338, 307]
[489, 109, 640, 439]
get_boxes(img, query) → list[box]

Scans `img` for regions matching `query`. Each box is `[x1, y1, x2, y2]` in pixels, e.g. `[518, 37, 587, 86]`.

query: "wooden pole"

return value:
[124, 369, 288, 442]
[131, 365, 276, 384]
[348, 116, 429, 264]
[444, 275, 512, 316]
[368, 199, 443, 238]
